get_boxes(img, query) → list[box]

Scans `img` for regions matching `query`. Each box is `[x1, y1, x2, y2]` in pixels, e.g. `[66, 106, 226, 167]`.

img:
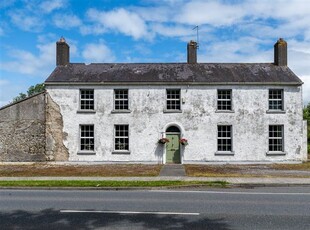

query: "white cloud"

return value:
[9, 10, 43, 32]
[0, 79, 9, 86]
[0, 42, 55, 76]
[198, 37, 271, 63]
[175, 1, 245, 26]
[80, 24, 106, 35]
[133, 6, 170, 22]
[288, 40, 310, 77]
[53, 14, 82, 29]
[300, 76, 310, 105]
[39, 0, 66, 13]
[151, 23, 194, 37]
[86, 8, 148, 40]
[82, 42, 115, 63]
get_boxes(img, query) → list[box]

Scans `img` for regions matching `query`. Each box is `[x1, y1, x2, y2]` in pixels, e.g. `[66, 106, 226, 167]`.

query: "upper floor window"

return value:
[217, 89, 232, 111]
[114, 124, 129, 151]
[114, 89, 129, 110]
[268, 89, 283, 111]
[217, 125, 232, 152]
[80, 89, 94, 110]
[269, 125, 284, 152]
[80, 124, 94, 151]
[166, 89, 181, 111]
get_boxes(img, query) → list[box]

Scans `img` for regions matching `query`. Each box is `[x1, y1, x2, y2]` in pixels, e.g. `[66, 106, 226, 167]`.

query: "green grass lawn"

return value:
[0, 180, 228, 188]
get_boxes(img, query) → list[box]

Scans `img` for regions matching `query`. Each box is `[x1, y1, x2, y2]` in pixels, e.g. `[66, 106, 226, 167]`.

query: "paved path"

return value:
[159, 164, 186, 176]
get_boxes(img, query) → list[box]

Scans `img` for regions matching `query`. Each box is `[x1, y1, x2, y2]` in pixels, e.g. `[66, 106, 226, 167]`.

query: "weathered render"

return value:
[46, 84, 306, 163]
[43, 38, 307, 163]
[45, 93, 69, 161]
[0, 93, 46, 161]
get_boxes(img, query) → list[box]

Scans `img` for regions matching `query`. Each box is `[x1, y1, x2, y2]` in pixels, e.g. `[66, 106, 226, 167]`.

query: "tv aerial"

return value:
[192, 25, 199, 49]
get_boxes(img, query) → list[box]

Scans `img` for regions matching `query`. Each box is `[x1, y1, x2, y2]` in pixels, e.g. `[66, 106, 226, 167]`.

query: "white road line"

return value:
[149, 190, 310, 195]
[60, 210, 200, 216]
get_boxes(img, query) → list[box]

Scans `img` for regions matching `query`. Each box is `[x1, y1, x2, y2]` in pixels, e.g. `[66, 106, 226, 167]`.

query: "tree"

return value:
[12, 83, 45, 103]
[13, 93, 27, 102]
[303, 102, 310, 153]
[27, 83, 45, 96]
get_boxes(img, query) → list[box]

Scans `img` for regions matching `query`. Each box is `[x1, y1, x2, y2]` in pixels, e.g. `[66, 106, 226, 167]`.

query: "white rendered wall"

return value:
[46, 84, 305, 163]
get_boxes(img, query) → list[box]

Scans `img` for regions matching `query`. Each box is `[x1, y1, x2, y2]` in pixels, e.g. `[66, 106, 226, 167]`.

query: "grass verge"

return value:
[185, 162, 310, 177]
[0, 180, 228, 188]
[0, 164, 162, 177]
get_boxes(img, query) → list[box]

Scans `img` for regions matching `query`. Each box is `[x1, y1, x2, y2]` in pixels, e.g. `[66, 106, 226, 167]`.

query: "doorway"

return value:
[165, 126, 181, 164]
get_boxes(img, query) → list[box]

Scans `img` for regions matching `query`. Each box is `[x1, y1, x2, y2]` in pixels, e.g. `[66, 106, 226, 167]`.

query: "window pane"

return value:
[115, 125, 129, 150]
[217, 125, 232, 152]
[269, 125, 283, 151]
[217, 90, 232, 111]
[268, 89, 283, 110]
[114, 89, 129, 110]
[166, 89, 181, 110]
[80, 125, 94, 151]
[80, 89, 94, 110]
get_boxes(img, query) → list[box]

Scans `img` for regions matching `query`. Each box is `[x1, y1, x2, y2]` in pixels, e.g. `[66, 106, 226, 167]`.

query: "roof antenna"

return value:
[192, 25, 199, 49]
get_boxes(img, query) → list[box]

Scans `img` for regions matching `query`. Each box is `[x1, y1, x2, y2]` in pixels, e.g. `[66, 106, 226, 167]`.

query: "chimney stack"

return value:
[274, 38, 287, 66]
[56, 37, 70, 66]
[187, 40, 197, 64]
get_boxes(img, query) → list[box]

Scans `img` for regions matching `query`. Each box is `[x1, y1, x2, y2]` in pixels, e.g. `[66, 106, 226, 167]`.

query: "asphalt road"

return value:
[0, 187, 310, 230]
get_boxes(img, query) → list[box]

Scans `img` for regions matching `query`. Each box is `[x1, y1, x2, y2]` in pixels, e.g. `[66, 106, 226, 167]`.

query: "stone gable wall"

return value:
[0, 93, 47, 161]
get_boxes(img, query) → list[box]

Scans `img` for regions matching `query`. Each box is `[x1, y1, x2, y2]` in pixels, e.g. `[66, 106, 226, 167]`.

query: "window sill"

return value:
[77, 110, 96, 114]
[111, 110, 131, 114]
[266, 151, 286, 156]
[266, 110, 286, 114]
[163, 109, 182, 113]
[215, 151, 235, 156]
[215, 110, 234, 113]
[112, 150, 131, 154]
[77, 151, 96, 155]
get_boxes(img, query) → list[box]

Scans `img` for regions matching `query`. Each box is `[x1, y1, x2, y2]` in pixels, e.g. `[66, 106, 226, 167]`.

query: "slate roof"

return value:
[45, 63, 302, 85]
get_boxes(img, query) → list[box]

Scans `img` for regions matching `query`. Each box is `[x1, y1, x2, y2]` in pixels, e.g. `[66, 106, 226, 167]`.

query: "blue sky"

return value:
[1, 0, 310, 106]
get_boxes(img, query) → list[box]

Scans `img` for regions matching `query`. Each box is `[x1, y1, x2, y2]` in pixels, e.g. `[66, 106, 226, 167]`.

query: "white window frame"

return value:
[79, 124, 95, 152]
[268, 125, 284, 152]
[217, 125, 233, 154]
[166, 89, 181, 111]
[114, 124, 130, 152]
[268, 89, 284, 111]
[217, 89, 232, 111]
[79, 89, 94, 111]
[114, 89, 129, 111]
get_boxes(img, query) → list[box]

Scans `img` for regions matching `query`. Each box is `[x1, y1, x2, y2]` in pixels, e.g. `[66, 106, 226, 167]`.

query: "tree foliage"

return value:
[303, 102, 310, 153]
[13, 83, 45, 103]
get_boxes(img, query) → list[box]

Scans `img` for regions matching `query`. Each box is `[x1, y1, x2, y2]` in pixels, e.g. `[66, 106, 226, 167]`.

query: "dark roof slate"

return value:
[45, 63, 302, 85]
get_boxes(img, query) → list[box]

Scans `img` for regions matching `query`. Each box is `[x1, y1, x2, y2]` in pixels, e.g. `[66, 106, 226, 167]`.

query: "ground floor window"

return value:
[80, 125, 94, 151]
[114, 125, 129, 151]
[217, 125, 232, 152]
[269, 125, 284, 151]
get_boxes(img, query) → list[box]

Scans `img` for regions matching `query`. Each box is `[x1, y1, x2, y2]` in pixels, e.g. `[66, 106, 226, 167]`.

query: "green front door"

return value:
[166, 134, 181, 164]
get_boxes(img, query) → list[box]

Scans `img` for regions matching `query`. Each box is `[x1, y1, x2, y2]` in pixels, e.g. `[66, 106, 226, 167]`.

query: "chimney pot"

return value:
[56, 37, 70, 66]
[187, 40, 197, 64]
[274, 38, 287, 66]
